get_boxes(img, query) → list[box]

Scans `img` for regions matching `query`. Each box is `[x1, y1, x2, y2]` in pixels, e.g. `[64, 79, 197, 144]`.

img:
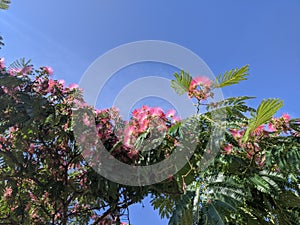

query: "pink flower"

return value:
[223, 144, 233, 154]
[48, 79, 56, 93]
[230, 129, 242, 139]
[8, 68, 22, 76]
[128, 148, 139, 159]
[268, 122, 276, 132]
[28, 143, 35, 154]
[29, 192, 37, 201]
[282, 113, 290, 122]
[0, 57, 5, 69]
[25, 203, 31, 211]
[43, 66, 54, 75]
[4, 187, 12, 198]
[138, 119, 149, 133]
[190, 76, 212, 89]
[83, 114, 92, 126]
[166, 109, 176, 118]
[253, 125, 265, 135]
[149, 107, 164, 117]
[21, 66, 32, 75]
[69, 83, 79, 90]
[172, 116, 181, 123]
[58, 79, 65, 86]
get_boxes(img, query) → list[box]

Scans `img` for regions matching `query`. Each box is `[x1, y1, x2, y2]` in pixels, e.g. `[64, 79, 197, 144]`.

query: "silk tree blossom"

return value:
[166, 109, 176, 118]
[268, 113, 292, 133]
[42, 66, 54, 75]
[230, 129, 243, 139]
[172, 116, 181, 123]
[188, 76, 213, 101]
[0, 57, 5, 69]
[253, 124, 266, 136]
[282, 113, 290, 122]
[190, 76, 212, 88]
[223, 144, 233, 154]
[268, 121, 277, 132]
[68, 83, 79, 90]
[4, 186, 12, 199]
[8, 68, 22, 76]
[149, 107, 165, 117]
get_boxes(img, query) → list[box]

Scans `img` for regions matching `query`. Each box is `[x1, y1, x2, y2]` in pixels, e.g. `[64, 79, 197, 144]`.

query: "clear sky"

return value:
[1, 1, 300, 224]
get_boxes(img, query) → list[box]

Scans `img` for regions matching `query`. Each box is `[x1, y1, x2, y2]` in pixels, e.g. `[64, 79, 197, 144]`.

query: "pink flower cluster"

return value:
[124, 106, 179, 149]
[188, 76, 214, 101]
[268, 113, 291, 133]
[42, 66, 54, 75]
[0, 57, 4, 69]
[4, 187, 12, 199]
[89, 105, 180, 161]
[223, 113, 294, 168]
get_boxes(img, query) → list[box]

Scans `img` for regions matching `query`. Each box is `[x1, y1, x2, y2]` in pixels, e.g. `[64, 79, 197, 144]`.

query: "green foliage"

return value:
[169, 191, 194, 225]
[9, 57, 32, 70]
[171, 70, 192, 95]
[243, 99, 283, 142]
[151, 194, 175, 219]
[1, 60, 299, 225]
[207, 96, 255, 121]
[213, 65, 249, 88]
[0, 0, 10, 10]
[0, 35, 4, 49]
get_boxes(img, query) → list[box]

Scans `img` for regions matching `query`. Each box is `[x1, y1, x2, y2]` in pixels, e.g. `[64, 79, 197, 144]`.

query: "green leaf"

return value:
[151, 195, 175, 219]
[204, 201, 226, 225]
[169, 191, 194, 225]
[0, 35, 4, 49]
[243, 98, 283, 142]
[171, 70, 192, 95]
[9, 57, 32, 71]
[214, 65, 249, 88]
[0, 0, 11, 10]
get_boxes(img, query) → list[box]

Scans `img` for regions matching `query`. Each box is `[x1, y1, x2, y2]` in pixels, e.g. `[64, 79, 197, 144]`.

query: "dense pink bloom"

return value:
[127, 148, 139, 159]
[190, 76, 212, 89]
[43, 66, 54, 75]
[25, 203, 31, 211]
[172, 116, 181, 123]
[223, 144, 233, 154]
[253, 125, 265, 135]
[69, 83, 79, 90]
[268, 122, 276, 132]
[83, 114, 92, 126]
[48, 79, 56, 93]
[138, 119, 149, 133]
[166, 109, 176, 118]
[21, 66, 32, 74]
[282, 113, 290, 122]
[0, 57, 5, 69]
[58, 79, 65, 86]
[230, 129, 242, 139]
[8, 68, 22, 76]
[188, 76, 213, 101]
[29, 192, 37, 201]
[149, 107, 164, 117]
[4, 187, 12, 198]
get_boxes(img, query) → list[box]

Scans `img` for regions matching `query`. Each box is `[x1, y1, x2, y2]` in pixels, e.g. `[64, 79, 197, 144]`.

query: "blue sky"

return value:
[1, 1, 300, 224]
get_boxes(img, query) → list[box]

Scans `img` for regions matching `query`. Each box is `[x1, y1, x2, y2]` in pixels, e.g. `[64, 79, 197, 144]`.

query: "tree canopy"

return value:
[0, 56, 299, 225]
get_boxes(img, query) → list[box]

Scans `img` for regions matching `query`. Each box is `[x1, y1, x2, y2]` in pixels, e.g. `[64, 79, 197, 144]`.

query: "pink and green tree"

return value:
[0, 55, 299, 225]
